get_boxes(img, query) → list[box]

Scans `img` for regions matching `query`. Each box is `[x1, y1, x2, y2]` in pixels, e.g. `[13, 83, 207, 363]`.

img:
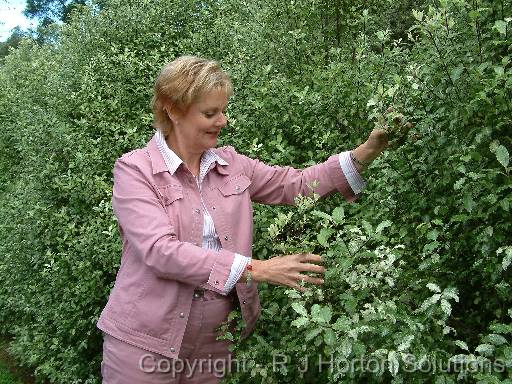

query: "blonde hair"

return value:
[151, 56, 233, 136]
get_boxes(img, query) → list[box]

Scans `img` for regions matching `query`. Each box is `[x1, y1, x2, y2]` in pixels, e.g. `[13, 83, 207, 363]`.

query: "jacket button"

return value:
[235, 185, 241, 191]
[195, 208, 200, 214]
[224, 235, 229, 241]
[242, 300, 246, 305]
[215, 280, 219, 285]
[179, 312, 185, 318]
[170, 347, 176, 352]
[212, 206, 216, 210]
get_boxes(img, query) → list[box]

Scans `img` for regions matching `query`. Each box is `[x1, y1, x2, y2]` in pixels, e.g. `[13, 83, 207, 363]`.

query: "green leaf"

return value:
[413, 9, 424, 21]
[311, 210, 332, 222]
[341, 338, 352, 357]
[440, 299, 452, 316]
[494, 66, 505, 76]
[463, 194, 476, 213]
[485, 334, 507, 346]
[333, 316, 350, 332]
[323, 328, 337, 346]
[375, 220, 392, 234]
[317, 228, 334, 247]
[362, 220, 373, 236]
[455, 340, 469, 351]
[490, 323, 512, 334]
[291, 302, 308, 317]
[495, 145, 510, 168]
[493, 20, 507, 35]
[387, 350, 399, 376]
[332, 206, 345, 223]
[427, 283, 441, 293]
[451, 66, 464, 82]
[305, 327, 323, 342]
[291, 317, 309, 328]
[475, 343, 494, 356]
[312, 304, 332, 323]
[497, 246, 512, 270]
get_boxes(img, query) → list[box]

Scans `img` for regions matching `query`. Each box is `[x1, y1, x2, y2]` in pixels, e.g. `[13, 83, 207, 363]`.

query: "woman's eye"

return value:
[204, 112, 215, 118]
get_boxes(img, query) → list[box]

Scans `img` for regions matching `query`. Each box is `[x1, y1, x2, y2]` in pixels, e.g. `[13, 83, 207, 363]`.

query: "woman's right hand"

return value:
[250, 253, 325, 292]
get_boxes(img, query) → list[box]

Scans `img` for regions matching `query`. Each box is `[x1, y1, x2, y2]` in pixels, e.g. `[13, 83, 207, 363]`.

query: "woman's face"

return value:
[171, 88, 229, 155]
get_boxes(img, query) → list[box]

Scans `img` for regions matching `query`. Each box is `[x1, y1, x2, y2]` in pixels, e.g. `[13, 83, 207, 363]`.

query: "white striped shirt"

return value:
[155, 129, 365, 294]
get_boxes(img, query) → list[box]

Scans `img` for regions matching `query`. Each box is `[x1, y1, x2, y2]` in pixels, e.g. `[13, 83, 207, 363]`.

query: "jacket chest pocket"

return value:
[217, 174, 252, 218]
[218, 174, 251, 198]
[156, 184, 183, 236]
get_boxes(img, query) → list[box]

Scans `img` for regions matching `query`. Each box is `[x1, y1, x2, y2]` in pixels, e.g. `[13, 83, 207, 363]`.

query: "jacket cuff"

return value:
[205, 249, 236, 293]
[224, 253, 251, 294]
[326, 154, 358, 202]
[338, 151, 367, 195]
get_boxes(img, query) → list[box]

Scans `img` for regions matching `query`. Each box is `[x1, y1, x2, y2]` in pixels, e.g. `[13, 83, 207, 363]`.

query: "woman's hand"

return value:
[350, 129, 389, 172]
[365, 127, 389, 154]
[250, 253, 325, 292]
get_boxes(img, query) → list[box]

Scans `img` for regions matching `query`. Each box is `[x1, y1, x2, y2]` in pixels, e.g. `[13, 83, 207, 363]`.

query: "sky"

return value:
[0, 0, 36, 42]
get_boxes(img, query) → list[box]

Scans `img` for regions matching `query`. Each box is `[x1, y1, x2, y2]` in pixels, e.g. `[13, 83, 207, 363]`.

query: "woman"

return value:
[97, 56, 389, 383]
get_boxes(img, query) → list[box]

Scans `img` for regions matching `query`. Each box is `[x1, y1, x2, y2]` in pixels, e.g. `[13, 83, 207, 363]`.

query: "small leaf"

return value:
[495, 145, 510, 168]
[317, 228, 334, 247]
[305, 327, 323, 342]
[311, 210, 333, 222]
[312, 304, 332, 323]
[413, 9, 424, 21]
[501, 248, 512, 271]
[332, 206, 345, 223]
[361, 220, 373, 236]
[485, 334, 507, 346]
[333, 316, 351, 332]
[291, 317, 308, 327]
[454, 177, 466, 190]
[475, 343, 494, 356]
[427, 283, 441, 293]
[493, 20, 507, 35]
[455, 340, 469, 351]
[440, 299, 452, 316]
[323, 328, 337, 346]
[494, 66, 505, 76]
[443, 287, 460, 302]
[397, 335, 414, 351]
[341, 338, 352, 357]
[291, 302, 308, 317]
[463, 194, 476, 213]
[451, 66, 464, 82]
[387, 350, 399, 376]
[376, 220, 392, 234]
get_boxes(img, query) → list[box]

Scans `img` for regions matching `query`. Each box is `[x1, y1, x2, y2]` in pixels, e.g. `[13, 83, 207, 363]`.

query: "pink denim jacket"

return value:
[97, 133, 357, 359]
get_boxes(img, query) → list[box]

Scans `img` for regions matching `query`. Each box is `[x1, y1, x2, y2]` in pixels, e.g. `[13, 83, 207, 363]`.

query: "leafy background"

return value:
[0, 0, 511, 382]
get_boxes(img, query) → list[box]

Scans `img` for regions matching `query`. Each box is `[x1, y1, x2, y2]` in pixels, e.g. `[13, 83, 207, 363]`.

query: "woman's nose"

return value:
[217, 113, 228, 127]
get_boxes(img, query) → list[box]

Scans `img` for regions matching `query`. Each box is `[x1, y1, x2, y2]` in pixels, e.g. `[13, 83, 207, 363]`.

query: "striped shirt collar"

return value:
[155, 129, 228, 180]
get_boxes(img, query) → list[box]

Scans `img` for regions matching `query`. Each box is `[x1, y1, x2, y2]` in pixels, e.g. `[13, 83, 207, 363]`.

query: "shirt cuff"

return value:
[338, 151, 367, 195]
[224, 253, 251, 294]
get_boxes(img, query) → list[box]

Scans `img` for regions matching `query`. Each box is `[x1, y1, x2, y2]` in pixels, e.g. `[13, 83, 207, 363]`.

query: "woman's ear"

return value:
[164, 102, 179, 124]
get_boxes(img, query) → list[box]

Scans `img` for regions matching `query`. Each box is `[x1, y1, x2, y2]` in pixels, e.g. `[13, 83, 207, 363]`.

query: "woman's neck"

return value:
[165, 135, 201, 177]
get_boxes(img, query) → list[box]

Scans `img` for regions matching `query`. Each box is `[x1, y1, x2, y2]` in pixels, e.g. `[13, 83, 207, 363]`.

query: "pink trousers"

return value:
[101, 289, 237, 383]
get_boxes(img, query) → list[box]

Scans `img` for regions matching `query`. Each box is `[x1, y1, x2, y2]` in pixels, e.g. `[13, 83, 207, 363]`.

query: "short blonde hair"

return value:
[151, 56, 233, 136]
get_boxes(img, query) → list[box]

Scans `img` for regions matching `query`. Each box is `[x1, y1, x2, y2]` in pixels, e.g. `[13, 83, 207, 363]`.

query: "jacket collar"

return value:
[147, 131, 229, 176]
[147, 133, 169, 175]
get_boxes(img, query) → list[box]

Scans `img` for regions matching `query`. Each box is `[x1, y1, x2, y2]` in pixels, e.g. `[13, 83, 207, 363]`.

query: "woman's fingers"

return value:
[301, 263, 326, 274]
[298, 253, 323, 263]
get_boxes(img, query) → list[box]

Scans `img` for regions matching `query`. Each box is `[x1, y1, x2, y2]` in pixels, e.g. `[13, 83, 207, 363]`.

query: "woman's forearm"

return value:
[350, 128, 389, 172]
[350, 141, 384, 173]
